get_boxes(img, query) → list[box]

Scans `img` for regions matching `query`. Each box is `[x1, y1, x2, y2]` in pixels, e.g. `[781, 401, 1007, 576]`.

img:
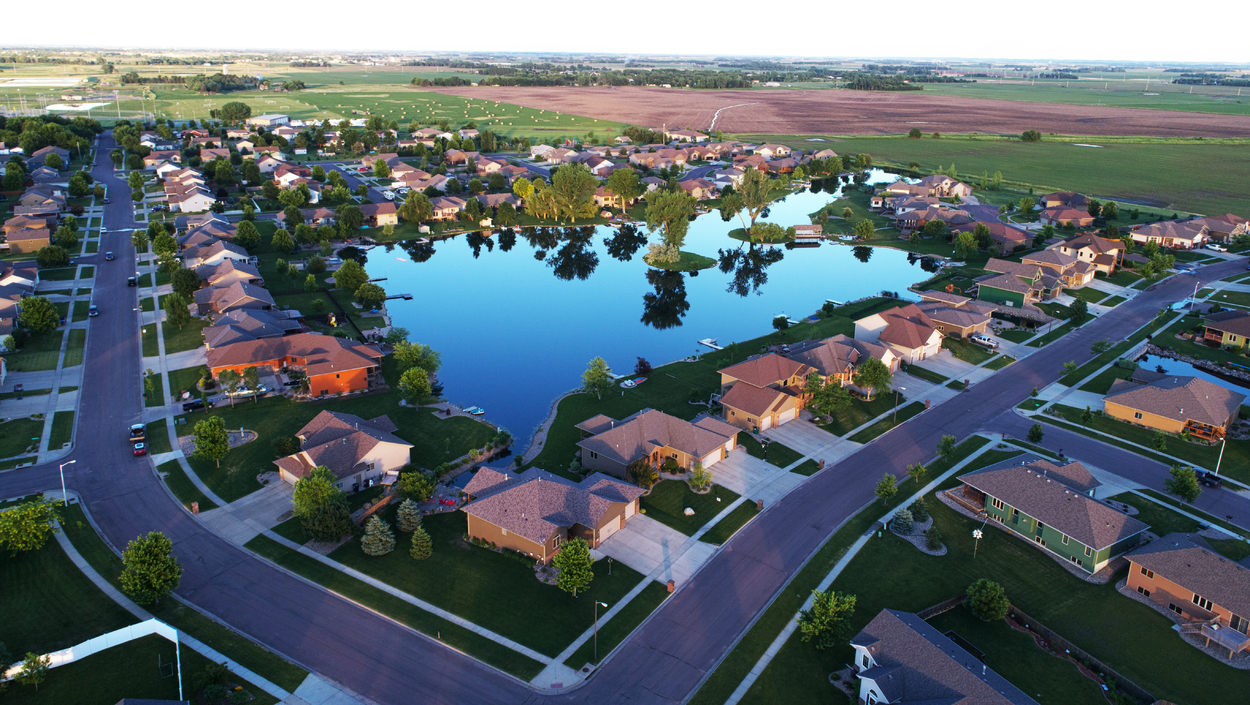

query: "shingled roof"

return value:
[1104, 375, 1246, 427]
[721, 383, 793, 418]
[872, 304, 940, 350]
[461, 468, 645, 545]
[576, 409, 737, 466]
[1126, 533, 1250, 619]
[961, 458, 1147, 550]
[273, 411, 409, 481]
[719, 353, 810, 388]
[1205, 310, 1250, 339]
[207, 333, 381, 378]
[851, 610, 1038, 705]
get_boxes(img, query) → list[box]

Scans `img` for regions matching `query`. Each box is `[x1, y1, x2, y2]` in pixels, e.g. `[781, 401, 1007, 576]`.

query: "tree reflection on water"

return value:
[640, 269, 690, 330]
[717, 244, 785, 297]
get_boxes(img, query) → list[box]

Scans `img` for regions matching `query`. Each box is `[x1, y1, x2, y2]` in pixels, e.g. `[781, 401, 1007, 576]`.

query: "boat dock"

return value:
[825, 299, 843, 307]
[698, 338, 723, 350]
[385, 293, 413, 301]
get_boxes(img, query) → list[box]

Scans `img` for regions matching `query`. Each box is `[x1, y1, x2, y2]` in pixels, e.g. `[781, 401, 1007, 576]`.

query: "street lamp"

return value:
[58, 460, 77, 506]
[594, 601, 609, 661]
[893, 386, 907, 424]
[972, 529, 983, 558]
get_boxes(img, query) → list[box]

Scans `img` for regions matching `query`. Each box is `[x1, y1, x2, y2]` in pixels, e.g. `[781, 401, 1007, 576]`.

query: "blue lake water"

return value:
[366, 170, 939, 446]
[1137, 355, 1250, 396]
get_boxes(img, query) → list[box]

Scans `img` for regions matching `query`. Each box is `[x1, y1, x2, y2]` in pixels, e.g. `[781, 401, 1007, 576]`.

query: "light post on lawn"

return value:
[972, 529, 983, 559]
[594, 601, 609, 661]
[893, 386, 907, 424]
[58, 460, 76, 506]
[1215, 434, 1228, 475]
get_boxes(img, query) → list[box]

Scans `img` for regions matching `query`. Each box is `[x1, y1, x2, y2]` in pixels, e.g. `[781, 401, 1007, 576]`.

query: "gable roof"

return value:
[1205, 310, 1250, 338]
[204, 308, 303, 348]
[1056, 232, 1122, 255]
[1126, 533, 1250, 618]
[984, 258, 1042, 280]
[461, 468, 645, 545]
[851, 610, 1038, 705]
[720, 383, 793, 418]
[719, 353, 809, 388]
[871, 304, 940, 350]
[193, 281, 275, 312]
[1104, 375, 1246, 427]
[274, 411, 409, 481]
[576, 409, 737, 466]
[207, 333, 382, 378]
[961, 458, 1147, 550]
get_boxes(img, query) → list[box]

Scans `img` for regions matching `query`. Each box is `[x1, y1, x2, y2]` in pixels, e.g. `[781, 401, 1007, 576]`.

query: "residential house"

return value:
[1203, 310, 1250, 352]
[273, 164, 312, 188]
[143, 151, 181, 169]
[1021, 249, 1096, 288]
[975, 258, 1057, 307]
[476, 193, 520, 211]
[206, 333, 383, 397]
[678, 178, 717, 200]
[497, 164, 530, 184]
[529, 144, 556, 159]
[613, 135, 632, 144]
[1050, 232, 1123, 274]
[256, 155, 286, 175]
[359, 202, 399, 227]
[197, 259, 263, 289]
[457, 128, 479, 140]
[443, 149, 479, 166]
[28, 166, 60, 183]
[754, 144, 791, 159]
[416, 127, 453, 140]
[274, 411, 411, 490]
[765, 158, 799, 175]
[575, 409, 739, 478]
[1103, 370, 1245, 441]
[913, 174, 972, 198]
[28, 145, 69, 167]
[1187, 214, 1249, 244]
[952, 220, 1031, 253]
[181, 238, 249, 268]
[226, 128, 251, 140]
[786, 334, 898, 388]
[641, 176, 666, 192]
[204, 309, 304, 349]
[956, 456, 1147, 573]
[854, 304, 943, 364]
[1039, 207, 1095, 228]
[192, 281, 276, 316]
[18, 185, 66, 210]
[1125, 533, 1250, 656]
[711, 168, 745, 189]
[850, 609, 1039, 705]
[2, 215, 53, 254]
[1040, 192, 1089, 209]
[1129, 220, 1208, 250]
[0, 261, 38, 334]
[430, 196, 467, 220]
[360, 153, 399, 169]
[915, 293, 995, 339]
[582, 155, 613, 177]
[664, 129, 707, 143]
[409, 175, 452, 193]
[461, 468, 645, 562]
[247, 114, 290, 128]
[474, 157, 506, 175]
[718, 353, 813, 431]
[167, 188, 216, 213]
[199, 148, 230, 163]
[896, 206, 972, 231]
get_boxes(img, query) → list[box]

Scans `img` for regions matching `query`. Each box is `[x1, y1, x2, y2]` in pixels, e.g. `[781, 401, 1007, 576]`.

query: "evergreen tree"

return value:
[552, 537, 595, 596]
[409, 525, 433, 560]
[396, 499, 422, 532]
[361, 516, 396, 556]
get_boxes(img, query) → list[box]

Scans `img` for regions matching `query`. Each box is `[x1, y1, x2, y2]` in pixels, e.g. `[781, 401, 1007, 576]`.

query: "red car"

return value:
[133, 442, 148, 457]
[357, 166, 370, 172]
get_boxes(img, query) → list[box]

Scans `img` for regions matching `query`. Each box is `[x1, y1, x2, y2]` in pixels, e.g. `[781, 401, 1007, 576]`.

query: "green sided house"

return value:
[974, 258, 1063, 308]
[954, 457, 1148, 574]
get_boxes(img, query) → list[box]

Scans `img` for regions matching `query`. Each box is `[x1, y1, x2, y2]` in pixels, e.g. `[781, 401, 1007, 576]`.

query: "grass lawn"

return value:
[1058, 314, 1176, 387]
[904, 364, 948, 384]
[1026, 321, 1075, 347]
[942, 337, 996, 365]
[645, 250, 717, 272]
[322, 508, 650, 660]
[158, 459, 218, 511]
[1117, 494, 1201, 536]
[0, 387, 50, 401]
[700, 501, 761, 545]
[738, 433, 804, 468]
[140, 296, 155, 312]
[0, 633, 279, 705]
[163, 316, 210, 354]
[0, 418, 44, 459]
[58, 505, 307, 692]
[690, 436, 995, 705]
[137, 272, 152, 287]
[63, 328, 86, 367]
[168, 365, 205, 399]
[142, 323, 159, 357]
[996, 328, 1035, 343]
[562, 582, 671, 668]
[72, 299, 91, 322]
[1067, 287, 1110, 305]
[177, 359, 496, 502]
[985, 355, 1015, 371]
[145, 420, 172, 455]
[39, 267, 78, 281]
[1078, 365, 1135, 394]
[144, 372, 166, 408]
[80, 265, 94, 279]
[1138, 489, 1249, 539]
[6, 330, 66, 372]
[815, 393, 895, 437]
[48, 410, 75, 448]
[848, 401, 925, 443]
[790, 459, 822, 476]
[1152, 315, 1250, 369]
[641, 479, 742, 536]
[1207, 290, 1250, 308]
[1102, 295, 1128, 308]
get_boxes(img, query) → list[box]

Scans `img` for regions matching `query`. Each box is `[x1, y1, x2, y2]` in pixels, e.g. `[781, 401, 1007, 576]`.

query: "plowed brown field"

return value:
[422, 86, 1250, 138]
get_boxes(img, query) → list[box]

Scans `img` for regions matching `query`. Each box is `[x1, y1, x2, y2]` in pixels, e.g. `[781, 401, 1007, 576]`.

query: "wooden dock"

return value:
[385, 293, 413, 301]
[698, 338, 723, 350]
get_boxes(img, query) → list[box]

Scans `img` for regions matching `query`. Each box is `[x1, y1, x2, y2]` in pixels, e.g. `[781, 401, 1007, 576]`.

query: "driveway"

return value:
[711, 448, 805, 504]
[592, 515, 715, 586]
[917, 349, 994, 384]
[199, 480, 295, 545]
[761, 419, 860, 465]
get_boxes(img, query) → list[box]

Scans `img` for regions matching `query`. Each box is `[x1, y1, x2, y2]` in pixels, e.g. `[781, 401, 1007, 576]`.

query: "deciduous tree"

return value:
[853, 357, 892, 401]
[333, 259, 368, 292]
[234, 220, 260, 251]
[119, 531, 183, 605]
[552, 537, 594, 597]
[163, 292, 192, 331]
[172, 267, 200, 299]
[18, 296, 58, 337]
[937, 434, 957, 459]
[1165, 465, 1201, 504]
[192, 415, 230, 466]
[582, 357, 612, 400]
[966, 578, 1010, 621]
[394, 341, 441, 374]
[644, 188, 697, 250]
[606, 167, 641, 211]
[0, 499, 60, 554]
[292, 466, 354, 540]
[16, 652, 50, 691]
[874, 473, 898, 504]
[398, 367, 432, 404]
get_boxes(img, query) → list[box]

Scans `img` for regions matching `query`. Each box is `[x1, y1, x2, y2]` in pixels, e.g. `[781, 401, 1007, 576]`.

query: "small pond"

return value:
[369, 170, 940, 445]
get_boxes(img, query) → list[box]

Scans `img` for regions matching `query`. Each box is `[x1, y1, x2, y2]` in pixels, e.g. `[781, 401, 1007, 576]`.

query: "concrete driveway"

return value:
[761, 419, 860, 464]
[593, 515, 715, 586]
[711, 448, 805, 503]
[200, 480, 294, 545]
[916, 349, 997, 385]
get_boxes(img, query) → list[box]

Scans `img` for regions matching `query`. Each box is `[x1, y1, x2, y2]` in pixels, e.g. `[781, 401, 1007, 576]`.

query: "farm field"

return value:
[918, 78, 1250, 116]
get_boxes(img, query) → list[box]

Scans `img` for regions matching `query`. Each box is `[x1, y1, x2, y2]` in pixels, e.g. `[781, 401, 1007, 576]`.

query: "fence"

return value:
[917, 593, 966, 619]
[1008, 605, 1155, 704]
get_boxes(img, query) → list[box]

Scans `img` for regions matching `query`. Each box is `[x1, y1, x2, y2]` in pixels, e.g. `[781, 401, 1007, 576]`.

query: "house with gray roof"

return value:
[1203, 310, 1250, 352]
[192, 281, 275, 317]
[461, 467, 645, 563]
[1103, 373, 1245, 441]
[576, 408, 738, 479]
[204, 309, 304, 349]
[851, 609, 1038, 705]
[273, 411, 411, 491]
[955, 456, 1147, 574]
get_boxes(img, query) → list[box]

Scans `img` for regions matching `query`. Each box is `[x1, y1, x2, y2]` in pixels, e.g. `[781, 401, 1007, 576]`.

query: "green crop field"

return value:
[740, 134, 1250, 217]
[917, 79, 1250, 116]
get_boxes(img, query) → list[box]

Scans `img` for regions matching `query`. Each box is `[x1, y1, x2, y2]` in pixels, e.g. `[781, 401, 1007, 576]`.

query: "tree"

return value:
[241, 160, 261, 184]
[804, 376, 852, 420]
[1091, 339, 1112, 354]
[262, 181, 281, 201]
[361, 516, 396, 556]
[548, 162, 598, 222]
[1081, 405, 1094, 427]
[644, 188, 697, 249]
[907, 463, 928, 487]
[606, 167, 641, 211]
[853, 357, 892, 401]
[512, 177, 534, 203]
[192, 415, 230, 467]
[552, 537, 594, 597]
[909, 497, 930, 522]
[399, 191, 433, 223]
[399, 471, 436, 503]
[410, 526, 433, 560]
[163, 292, 192, 331]
[0, 499, 60, 554]
[398, 367, 432, 404]
[731, 168, 773, 234]
[334, 259, 368, 292]
[796, 589, 857, 650]
[219, 101, 252, 124]
[1069, 299, 1089, 324]
[582, 356, 612, 400]
[1102, 201, 1119, 220]
[132, 229, 149, 251]
[1165, 465, 1201, 503]
[119, 531, 183, 605]
[937, 434, 957, 459]
[893, 508, 914, 534]
[218, 369, 242, 407]
[355, 281, 386, 310]
[966, 578, 1010, 621]
[234, 220, 260, 251]
[1151, 431, 1168, 452]
[292, 466, 354, 541]
[1087, 200, 1102, 218]
[214, 161, 235, 185]
[874, 473, 898, 504]
[302, 273, 318, 293]
[396, 499, 423, 532]
[1020, 129, 1042, 142]
[634, 357, 653, 377]
[18, 296, 58, 337]
[496, 202, 517, 226]
[171, 267, 200, 299]
[36, 245, 69, 268]
[152, 231, 178, 257]
[627, 457, 658, 490]
[271, 228, 295, 254]
[16, 652, 50, 691]
[954, 230, 979, 259]
[1027, 423, 1045, 443]
[853, 219, 876, 240]
[373, 159, 391, 178]
[394, 341, 441, 374]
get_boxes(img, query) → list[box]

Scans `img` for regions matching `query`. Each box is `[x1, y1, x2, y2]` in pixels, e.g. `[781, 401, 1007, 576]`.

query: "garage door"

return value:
[625, 501, 636, 519]
[759, 416, 772, 431]
[599, 515, 621, 541]
[778, 408, 797, 424]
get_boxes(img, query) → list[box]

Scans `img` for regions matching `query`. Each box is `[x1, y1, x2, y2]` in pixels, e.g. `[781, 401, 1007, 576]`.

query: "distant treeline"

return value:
[289, 61, 328, 68]
[120, 72, 186, 85]
[863, 63, 952, 74]
[1036, 72, 1080, 79]
[1171, 72, 1250, 86]
[186, 73, 259, 93]
[844, 74, 925, 91]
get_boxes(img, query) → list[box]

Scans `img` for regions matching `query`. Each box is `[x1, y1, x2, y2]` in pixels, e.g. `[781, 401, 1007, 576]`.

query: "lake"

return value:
[368, 170, 939, 447]
[1137, 354, 1250, 396]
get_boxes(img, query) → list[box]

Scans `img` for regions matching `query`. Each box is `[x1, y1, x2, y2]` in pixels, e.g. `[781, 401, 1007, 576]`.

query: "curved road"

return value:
[2, 132, 1245, 704]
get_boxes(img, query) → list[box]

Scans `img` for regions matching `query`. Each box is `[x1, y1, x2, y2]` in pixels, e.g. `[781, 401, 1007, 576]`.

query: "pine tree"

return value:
[361, 516, 395, 556]
[396, 499, 422, 532]
[552, 537, 595, 597]
[409, 526, 432, 560]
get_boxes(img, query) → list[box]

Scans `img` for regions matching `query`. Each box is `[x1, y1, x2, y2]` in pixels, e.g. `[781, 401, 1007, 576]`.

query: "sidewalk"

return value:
[34, 261, 94, 464]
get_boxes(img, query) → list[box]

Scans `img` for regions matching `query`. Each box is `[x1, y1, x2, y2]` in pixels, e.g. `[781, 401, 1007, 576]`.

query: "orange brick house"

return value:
[206, 333, 382, 397]
[717, 353, 813, 432]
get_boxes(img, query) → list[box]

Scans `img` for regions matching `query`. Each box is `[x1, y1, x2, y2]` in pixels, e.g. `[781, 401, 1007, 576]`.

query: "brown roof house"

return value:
[1187, 214, 1250, 244]
[850, 609, 1039, 705]
[359, 202, 399, 227]
[1130, 220, 1208, 250]
[718, 353, 814, 432]
[274, 411, 411, 491]
[1039, 206, 1095, 228]
[1203, 310, 1250, 353]
[204, 308, 304, 349]
[786, 334, 898, 389]
[207, 333, 382, 398]
[461, 468, 645, 563]
[953, 220, 1030, 253]
[915, 296, 994, 340]
[576, 409, 739, 478]
[192, 281, 275, 316]
[1050, 232, 1123, 275]
[956, 456, 1147, 574]
[1103, 370, 1245, 441]
[1040, 192, 1089, 209]
[1125, 533, 1250, 658]
[1021, 249, 1097, 288]
[853, 304, 943, 365]
[975, 259, 1059, 308]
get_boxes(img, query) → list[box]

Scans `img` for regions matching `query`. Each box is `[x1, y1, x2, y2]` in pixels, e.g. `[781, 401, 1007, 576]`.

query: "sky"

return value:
[10, 0, 1250, 64]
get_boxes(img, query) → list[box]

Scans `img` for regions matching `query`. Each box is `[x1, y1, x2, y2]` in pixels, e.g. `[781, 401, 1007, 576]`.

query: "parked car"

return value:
[88, 305, 99, 317]
[129, 424, 146, 442]
[397, 188, 411, 196]
[132, 442, 148, 457]
[103, 198, 110, 204]
[128, 276, 137, 287]
[227, 385, 268, 398]
[382, 190, 395, 200]
[970, 333, 998, 349]
[1207, 243, 1227, 252]
[1195, 469, 1223, 488]
[357, 166, 370, 172]
[105, 251, 115, 261]
[182, 399, 207, 413]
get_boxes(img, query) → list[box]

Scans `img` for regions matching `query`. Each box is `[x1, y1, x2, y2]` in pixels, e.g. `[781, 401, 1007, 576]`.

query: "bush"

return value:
[228, 689, 252, 704]
[892, 508, 914, 534]
[203, 684, 229, 703]
[925, 526, 942, 550]
[966, 578, 1010, 621]
[272, 437, 299, 457]
[661, 457, 679, 474]
[908, 497, 929, 522]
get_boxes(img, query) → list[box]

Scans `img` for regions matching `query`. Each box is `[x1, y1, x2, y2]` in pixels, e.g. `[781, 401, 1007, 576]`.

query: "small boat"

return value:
[621, 377, 646, 389]
[465, 406, 485, 416]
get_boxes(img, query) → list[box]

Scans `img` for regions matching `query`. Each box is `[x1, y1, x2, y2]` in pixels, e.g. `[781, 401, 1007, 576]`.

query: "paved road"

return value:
[2, 134, 1245, 705]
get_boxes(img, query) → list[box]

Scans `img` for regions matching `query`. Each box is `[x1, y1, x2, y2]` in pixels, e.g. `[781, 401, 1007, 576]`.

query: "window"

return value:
[1194, 594, 1214, 611]
[502, 528, 508, 536]
[1061, 534, 1069, 545]
[867, 694, 878, 705]
[1137, 586, 1151, 598]
[990, 497, 1005, 511]
[1034, 535, 1047, 547]
[553, 535, 562, 547]
[1232, 614, 1247, 634]
[1140, 566, 1154, 579]
[1085, 546, 1093, 557]
[1169, 603, 1183, 615]
[730, 410, 735, 416]
[1069, 555, 1080, 565]
[590, 451, 598, 460]
[1011, 508, 1020, 522]
[861, 654, 870, 668]
[1134, 412, 1143, 420]
[1037, 521, 1046, 532]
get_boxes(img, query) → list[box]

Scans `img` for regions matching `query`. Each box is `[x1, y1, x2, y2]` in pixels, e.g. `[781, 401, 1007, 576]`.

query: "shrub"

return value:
[908, 497, 929, 522]
[690, 463, 713, 492]
[966, 578, 1010, 621]
[925, 526, 943, 550]
[396, 499, 422, 532]
[892, 508, 914, 535]
[661, 457, 679, 474]
[361, 516, 396, 556]
[204, 684, 229, 703]
[228, 689, 252, 704]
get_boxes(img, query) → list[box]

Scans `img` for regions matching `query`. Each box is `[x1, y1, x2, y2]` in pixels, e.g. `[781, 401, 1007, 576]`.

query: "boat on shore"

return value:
[465, 406, 486, 416]
[620, 377, 647, 389]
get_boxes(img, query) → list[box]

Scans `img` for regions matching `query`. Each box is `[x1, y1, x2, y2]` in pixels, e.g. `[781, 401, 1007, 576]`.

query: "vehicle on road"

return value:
[382, 190, 395, 200]
[132, 442, 147, 457]
[1195, 469, 1223, 488]
[105, 251, 115, 261]
[970, 333, 998, 349]
[128, 276, 137, 287]
[88, 304, 99, 317]
[129, 424, 146, 442]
